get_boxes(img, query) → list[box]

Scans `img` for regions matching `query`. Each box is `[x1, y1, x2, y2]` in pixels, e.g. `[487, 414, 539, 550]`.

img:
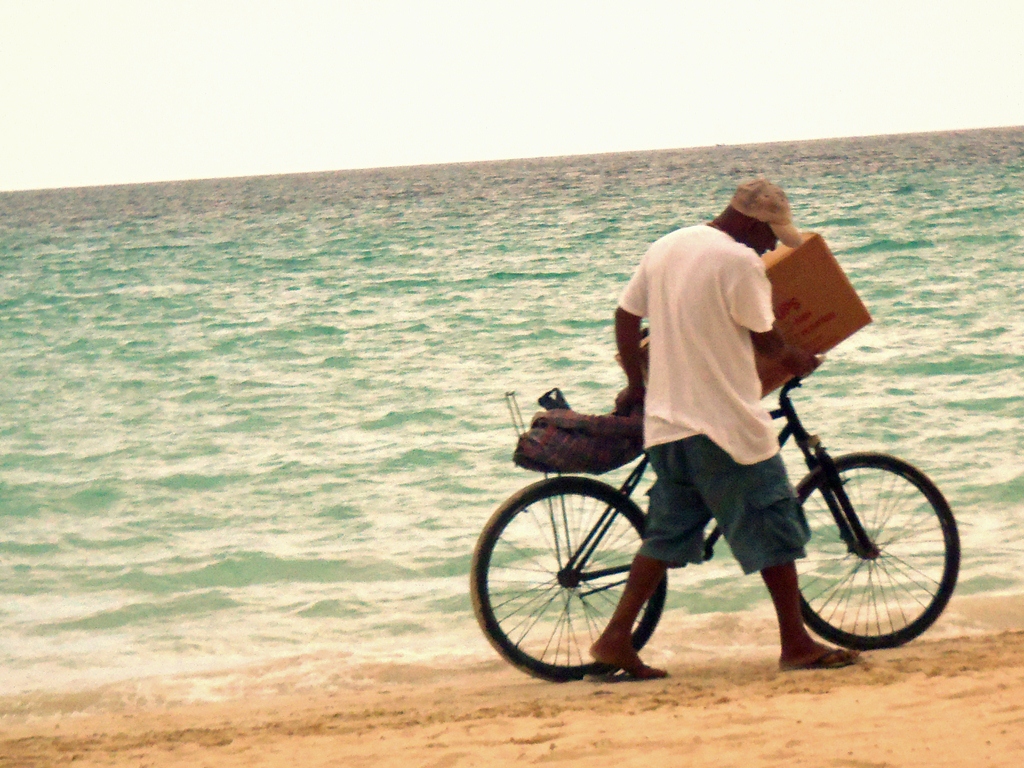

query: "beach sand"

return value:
[3, 594, 1024, 767]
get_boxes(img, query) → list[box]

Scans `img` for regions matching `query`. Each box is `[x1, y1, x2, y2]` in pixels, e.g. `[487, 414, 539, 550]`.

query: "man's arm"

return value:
[615, 307, 646, 414]
[750, 324, 821, 378]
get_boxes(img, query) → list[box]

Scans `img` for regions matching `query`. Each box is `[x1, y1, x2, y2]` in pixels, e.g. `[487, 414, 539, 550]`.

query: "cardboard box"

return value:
[756, 233, 872, 395]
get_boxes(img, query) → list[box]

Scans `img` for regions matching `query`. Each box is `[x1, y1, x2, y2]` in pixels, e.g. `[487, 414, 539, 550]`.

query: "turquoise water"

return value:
[2, 127, 1024, 698]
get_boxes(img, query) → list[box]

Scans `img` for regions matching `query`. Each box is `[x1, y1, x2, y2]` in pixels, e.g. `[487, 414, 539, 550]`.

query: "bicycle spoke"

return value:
[566, 594, 591, 667]
[539, 592, 569, 665]
[578, 577, 629, 599]
[487, 579, 560, 619]
[488, 536, 560, 577]
[800, 560, 857, 607]
[808, 559, 865, 625]
[877, 550, 943, 592]
[513, 591, 570, 652]
[494, 582, 563, 636]
[872, 560, 912, 633]
[577, 594, 605, 648]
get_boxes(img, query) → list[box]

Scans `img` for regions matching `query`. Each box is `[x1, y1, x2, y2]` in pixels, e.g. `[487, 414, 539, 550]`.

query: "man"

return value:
[590, 179, 859, 679]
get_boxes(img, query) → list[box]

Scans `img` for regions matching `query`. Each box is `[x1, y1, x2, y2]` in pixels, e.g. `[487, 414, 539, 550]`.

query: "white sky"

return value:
[2, 0, 1023, 192]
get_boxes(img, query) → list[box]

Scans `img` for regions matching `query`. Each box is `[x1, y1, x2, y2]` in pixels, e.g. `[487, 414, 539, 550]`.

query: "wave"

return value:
[105, 553, 423, 593]
[845, 238, 936, 254]
[360, 408, 454, 430]
[35, 590, 240, 633]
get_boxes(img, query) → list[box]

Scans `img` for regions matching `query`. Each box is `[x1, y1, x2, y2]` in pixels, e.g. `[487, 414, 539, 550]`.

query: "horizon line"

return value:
[3, 124, 1021, 196]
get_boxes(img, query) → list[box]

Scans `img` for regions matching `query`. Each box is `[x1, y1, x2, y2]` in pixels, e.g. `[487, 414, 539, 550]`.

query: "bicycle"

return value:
[470, 378, 961, 682]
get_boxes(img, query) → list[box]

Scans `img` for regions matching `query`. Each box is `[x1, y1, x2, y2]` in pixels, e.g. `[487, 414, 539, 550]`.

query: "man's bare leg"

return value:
[590, 554, 669, 679]
[762, 561, 859, 670]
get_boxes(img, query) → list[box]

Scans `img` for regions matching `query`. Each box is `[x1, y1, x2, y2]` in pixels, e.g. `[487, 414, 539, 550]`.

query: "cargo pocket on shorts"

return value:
[740, 456, 811, 572]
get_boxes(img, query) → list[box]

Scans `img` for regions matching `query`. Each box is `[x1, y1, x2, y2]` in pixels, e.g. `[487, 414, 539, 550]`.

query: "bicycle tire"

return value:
[796, 452, 960, 650]
[471, 475, 667, 681]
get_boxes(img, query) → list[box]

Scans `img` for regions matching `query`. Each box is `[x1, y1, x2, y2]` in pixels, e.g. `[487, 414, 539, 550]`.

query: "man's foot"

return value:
[590, 635, 667, 680]
[779, 646, 860, 672]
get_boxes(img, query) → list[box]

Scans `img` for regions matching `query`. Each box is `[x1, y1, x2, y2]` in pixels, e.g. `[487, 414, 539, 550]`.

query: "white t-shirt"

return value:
[619, 225, 778, 464]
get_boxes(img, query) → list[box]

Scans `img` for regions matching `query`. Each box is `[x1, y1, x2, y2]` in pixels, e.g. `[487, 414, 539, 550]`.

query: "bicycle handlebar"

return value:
[779, 376, 804, 398]
[772, 377, 813, 449]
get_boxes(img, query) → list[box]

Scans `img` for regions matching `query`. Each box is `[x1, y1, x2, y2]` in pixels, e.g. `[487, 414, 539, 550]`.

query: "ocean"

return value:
[2, 127, 1023, 706]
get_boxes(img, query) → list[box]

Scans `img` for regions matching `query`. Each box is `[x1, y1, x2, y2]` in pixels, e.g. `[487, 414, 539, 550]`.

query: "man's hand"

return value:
[780, 345, 821, 379]
[614, 383, 645, 416]
[751, 325, 821, 379]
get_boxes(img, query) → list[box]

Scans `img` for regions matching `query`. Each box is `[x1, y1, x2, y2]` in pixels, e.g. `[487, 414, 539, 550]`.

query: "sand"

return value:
[3, 594, 1024, 767]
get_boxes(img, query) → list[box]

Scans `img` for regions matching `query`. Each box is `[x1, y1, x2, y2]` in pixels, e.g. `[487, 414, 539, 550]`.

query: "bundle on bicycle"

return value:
[470, 378, 960, 682]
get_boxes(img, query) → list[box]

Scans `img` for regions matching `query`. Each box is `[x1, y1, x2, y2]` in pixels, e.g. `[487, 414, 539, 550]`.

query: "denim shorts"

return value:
[638, 434, 811, 575]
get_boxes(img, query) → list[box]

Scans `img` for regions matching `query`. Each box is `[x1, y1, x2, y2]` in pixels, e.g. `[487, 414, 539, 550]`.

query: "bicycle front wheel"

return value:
[796, 452, 960, 650]
[471, 475, 666, 682]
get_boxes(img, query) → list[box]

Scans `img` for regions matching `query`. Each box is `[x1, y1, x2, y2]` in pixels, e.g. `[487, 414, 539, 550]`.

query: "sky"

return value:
[2, 0, 1023, 192]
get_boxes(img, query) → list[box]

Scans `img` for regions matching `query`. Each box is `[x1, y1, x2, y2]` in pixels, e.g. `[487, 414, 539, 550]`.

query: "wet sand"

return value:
[3, 594, 1024, 767]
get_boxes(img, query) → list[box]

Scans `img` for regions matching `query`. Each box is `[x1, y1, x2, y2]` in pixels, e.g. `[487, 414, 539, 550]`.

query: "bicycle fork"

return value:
[803, 435, 880, 560]
[777, 381, 879, 562]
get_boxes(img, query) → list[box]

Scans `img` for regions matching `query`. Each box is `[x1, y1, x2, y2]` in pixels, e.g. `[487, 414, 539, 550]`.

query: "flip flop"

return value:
[586, 666, 669, 683]
[614, 661, 669, 680]
[780, 648, 860, 672]
[590, 646, 669, 680]
[590, 656, 669, 680]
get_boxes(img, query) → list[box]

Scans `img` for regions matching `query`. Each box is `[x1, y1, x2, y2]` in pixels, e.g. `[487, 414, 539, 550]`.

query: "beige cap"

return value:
[730, 178, 804, 248]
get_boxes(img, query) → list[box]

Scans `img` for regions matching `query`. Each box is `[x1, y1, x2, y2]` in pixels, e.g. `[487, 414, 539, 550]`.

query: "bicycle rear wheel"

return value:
[471, 475, 666, 681]
[796, 452, 960, 650]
